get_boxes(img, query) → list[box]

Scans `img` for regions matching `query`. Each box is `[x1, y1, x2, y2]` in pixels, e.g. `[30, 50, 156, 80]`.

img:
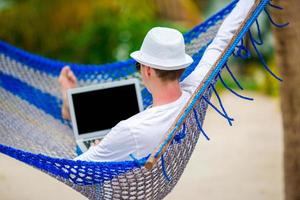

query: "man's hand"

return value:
[58, 66, 77, 120]
[91, 139, 101, 147]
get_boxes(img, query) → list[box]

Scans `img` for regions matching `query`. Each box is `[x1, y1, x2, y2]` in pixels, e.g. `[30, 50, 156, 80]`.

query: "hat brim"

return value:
[130, 51, 193, 71]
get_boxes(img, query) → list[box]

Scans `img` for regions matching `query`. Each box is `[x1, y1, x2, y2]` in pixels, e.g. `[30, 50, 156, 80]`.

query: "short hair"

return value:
[136, 62, 185, 82]
[153, 68, 185, 82]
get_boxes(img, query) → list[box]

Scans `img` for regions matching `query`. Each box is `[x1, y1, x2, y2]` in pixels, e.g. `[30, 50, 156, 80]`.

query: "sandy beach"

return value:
[0, 92, 284, 200]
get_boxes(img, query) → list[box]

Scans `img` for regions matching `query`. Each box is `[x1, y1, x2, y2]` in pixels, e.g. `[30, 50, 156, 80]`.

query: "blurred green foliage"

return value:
[0, 0, 187, 63]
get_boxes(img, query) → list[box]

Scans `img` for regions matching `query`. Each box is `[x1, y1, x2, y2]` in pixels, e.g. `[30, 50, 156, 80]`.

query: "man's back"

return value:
[74, 86, 193, 162]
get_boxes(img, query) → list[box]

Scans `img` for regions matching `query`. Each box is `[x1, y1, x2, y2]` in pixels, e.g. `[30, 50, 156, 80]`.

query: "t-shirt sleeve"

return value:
[181, 0, 255, 92]
[74, 121, 137, 162]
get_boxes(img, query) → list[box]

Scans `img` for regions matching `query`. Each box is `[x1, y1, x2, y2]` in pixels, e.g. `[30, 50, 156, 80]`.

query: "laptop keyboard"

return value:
[83, 139, 102, 149]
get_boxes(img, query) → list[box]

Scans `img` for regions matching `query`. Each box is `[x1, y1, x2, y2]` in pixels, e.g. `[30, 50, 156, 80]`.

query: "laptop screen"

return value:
[71, 83, 141, 135]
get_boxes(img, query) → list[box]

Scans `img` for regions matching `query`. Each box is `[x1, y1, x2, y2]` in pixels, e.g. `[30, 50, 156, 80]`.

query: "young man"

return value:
[58, 0, 254, 162]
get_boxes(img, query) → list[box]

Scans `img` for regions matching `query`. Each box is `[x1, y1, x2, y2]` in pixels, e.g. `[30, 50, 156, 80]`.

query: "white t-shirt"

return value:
[75, 0, 254, 162]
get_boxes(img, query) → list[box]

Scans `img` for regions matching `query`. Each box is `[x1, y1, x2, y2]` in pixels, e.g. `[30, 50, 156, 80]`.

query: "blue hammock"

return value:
[0, 0, 285, 199]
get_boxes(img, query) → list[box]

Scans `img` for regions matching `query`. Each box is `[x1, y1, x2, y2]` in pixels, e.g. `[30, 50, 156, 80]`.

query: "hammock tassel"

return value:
[233, 38, 251, 59]
[224, 63, 244, 90]
[201, 84, 234, 125]
[161, 154, 172, 182]
[264, 8, 289, 28]
[173, 123, 187, 144]
[212, 84, 234, 126]
[218, 73, 254, 101]
[249, 29, 282, 81]
[268, 2, 283, 10]
[251, 19, 264, 45]
[193, 108, 210, 140]
[129, 153, 149, 168]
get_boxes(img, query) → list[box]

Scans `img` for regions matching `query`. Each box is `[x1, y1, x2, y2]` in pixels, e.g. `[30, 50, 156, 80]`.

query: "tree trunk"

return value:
[272, 1, 300, 199]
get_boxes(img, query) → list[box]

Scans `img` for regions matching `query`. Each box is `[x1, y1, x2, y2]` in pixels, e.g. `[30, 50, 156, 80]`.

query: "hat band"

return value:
[137, 51, 192, 68]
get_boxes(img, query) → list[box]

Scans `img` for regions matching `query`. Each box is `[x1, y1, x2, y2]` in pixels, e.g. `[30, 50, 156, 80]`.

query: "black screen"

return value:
[72, 84, 140, 135]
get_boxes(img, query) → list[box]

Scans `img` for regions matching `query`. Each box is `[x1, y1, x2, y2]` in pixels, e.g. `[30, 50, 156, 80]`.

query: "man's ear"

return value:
[142, 65, 152, 78]
[146, 66, 152, 77]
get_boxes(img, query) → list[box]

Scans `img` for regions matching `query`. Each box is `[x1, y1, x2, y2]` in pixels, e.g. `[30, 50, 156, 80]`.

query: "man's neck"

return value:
[151, 81, 182, 107]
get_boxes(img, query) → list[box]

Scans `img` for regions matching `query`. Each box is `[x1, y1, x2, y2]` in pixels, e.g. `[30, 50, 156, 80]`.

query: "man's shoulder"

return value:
[121, 108, 155, 126]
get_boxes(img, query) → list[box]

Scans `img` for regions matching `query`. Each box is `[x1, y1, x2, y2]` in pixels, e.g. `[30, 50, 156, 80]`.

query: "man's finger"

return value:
[67, 70, 77, 82]
[61, 66, 70, 76]
[58, 66, 69, 81]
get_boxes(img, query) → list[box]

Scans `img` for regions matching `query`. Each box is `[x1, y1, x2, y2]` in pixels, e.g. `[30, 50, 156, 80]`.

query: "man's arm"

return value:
[182, 0, 255, 88]
[74, 121, 137, 162]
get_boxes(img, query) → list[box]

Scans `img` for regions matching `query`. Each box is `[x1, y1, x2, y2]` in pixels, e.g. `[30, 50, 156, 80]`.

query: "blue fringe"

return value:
[224, 63, 244, 90]
[251, 19, 264, 45]
[129, 154, 149, 168]
[174, 123, 187, 144]
[202, 88, 234, 126]
[264, 8, 289, 28]
[211, 84, 234, 126]
[218, 73, 254, 101]
[249, 29, 283, 81]
[268, 2, 283, 10]
[235, 38, 251, 59]
[193, 108, 210, 141]
[161, 154, 171, 182]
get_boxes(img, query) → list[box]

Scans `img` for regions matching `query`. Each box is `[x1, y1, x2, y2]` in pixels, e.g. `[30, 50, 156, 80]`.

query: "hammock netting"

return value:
[0, 0, 285, 199]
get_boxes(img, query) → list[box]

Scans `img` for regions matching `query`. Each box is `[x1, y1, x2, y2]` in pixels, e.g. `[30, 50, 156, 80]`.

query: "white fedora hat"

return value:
[130, 27, 193, 70]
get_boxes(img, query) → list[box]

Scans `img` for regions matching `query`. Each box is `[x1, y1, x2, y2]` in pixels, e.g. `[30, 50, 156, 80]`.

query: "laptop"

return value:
[67, 78, 144, 153]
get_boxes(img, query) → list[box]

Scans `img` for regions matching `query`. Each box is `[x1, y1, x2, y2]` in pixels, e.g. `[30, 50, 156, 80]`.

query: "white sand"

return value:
[0, 92, 284, 200]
